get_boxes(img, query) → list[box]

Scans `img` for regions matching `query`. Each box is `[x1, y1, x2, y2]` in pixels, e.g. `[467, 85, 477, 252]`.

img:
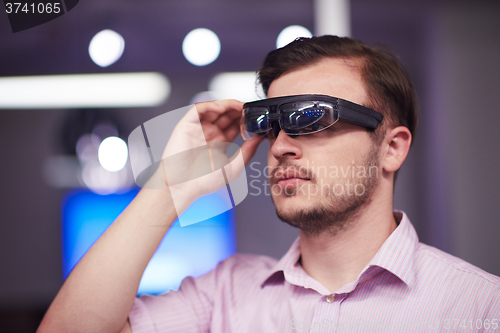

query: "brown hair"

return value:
[258, 35, 418, 144]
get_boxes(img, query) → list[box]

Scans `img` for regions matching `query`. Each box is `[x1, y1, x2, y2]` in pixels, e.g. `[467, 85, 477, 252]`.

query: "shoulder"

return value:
[412, 244, 500, 315]
[212, 253, 279, 282]
[415, 242, 500, 293]
[162, 254, 278, 305]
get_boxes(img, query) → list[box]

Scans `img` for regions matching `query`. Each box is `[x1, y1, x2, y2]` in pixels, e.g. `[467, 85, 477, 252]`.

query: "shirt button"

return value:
[326, 295, 335, 303]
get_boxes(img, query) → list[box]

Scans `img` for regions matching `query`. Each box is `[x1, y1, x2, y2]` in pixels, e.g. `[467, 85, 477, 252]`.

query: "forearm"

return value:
[38, 99, 259, 332]
[38, 188, 178, 333]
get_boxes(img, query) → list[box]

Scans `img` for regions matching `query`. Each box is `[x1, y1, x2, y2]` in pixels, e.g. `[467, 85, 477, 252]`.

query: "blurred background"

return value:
[1, 0, 500, 331]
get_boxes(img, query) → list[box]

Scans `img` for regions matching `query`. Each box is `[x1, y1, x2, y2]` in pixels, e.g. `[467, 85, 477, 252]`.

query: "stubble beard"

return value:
[273, 146, 380, 237]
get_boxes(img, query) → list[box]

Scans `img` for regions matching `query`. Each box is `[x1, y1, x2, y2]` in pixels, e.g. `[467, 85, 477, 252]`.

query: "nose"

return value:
[269, 129, 302, 161]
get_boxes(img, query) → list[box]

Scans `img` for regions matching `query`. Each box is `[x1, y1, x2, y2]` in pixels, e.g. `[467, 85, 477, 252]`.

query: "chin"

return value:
[271, 189, 325, 211]
[274, 196, 368, 236]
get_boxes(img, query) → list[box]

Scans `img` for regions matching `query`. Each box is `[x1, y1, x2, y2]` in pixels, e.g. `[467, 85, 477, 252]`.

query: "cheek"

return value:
[311, 142, 357, 164]
[309, 136, 374, 171]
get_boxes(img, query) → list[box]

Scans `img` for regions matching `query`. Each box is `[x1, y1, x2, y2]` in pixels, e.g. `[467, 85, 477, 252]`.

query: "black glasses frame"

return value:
[242, 94, 383, 138]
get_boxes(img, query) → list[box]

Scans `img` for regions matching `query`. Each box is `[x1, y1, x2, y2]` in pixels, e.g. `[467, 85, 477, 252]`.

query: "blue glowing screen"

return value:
[62, 189, 236, 295]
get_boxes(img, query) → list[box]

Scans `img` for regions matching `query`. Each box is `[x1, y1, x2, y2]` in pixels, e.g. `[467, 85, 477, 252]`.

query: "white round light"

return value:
[89, 29, 125, 67]
[182, 28, 221, 66]
[98, 136, 128, 172]
[276, 25, 313, 49]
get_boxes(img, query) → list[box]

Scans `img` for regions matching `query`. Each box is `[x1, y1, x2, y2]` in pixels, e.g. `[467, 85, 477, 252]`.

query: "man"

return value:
[39, 36, 499, 332]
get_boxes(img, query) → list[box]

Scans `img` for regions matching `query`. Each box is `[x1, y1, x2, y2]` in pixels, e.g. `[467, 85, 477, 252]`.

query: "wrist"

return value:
[133, 188, 178, 228]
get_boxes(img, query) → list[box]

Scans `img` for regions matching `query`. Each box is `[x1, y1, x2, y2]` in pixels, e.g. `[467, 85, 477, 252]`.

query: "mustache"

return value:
[269, 161, 315, 184]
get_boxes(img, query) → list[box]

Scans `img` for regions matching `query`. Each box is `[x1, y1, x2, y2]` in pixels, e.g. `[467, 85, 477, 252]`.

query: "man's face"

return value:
[266, 58, 382, 235]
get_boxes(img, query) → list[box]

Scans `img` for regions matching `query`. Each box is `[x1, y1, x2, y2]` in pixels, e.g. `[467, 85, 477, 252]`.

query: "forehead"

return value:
[267, 57, 368, 106]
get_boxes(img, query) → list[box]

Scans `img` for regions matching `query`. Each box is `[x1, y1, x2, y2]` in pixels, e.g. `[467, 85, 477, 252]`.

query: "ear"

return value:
[382, 126, 412, 173]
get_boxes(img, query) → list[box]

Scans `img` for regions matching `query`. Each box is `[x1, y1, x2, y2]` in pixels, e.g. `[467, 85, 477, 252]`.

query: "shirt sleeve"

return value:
[128, 253, 278, 333]
[129, 268, 216, 333]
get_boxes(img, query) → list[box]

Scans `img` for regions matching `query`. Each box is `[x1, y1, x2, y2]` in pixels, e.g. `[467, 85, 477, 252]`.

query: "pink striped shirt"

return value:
[129, 212, 500, 332]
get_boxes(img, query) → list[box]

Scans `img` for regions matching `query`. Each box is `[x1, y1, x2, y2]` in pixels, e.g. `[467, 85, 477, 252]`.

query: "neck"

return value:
[299, 193, 397, 293]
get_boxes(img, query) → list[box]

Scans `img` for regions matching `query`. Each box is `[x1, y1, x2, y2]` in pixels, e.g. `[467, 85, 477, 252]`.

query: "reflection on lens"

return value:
[282, 109, 323, 129]
[244, 107, 269, 133]
[279, 101, 337, 134]
[280, 101, 325, 130]
[242, 99, 340, 139]
[246, 115, 268, 132]
[241, 106, 270, 140]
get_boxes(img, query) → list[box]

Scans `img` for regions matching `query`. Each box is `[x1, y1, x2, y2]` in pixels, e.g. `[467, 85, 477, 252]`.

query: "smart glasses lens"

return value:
[241, 98, 339, 140]
[241, 107, 270, 140]
[279, 101, 336, 134]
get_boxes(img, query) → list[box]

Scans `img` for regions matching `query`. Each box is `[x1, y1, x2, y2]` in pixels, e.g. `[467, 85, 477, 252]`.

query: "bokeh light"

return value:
[276, 25, 312, 48]
[98, 136, 128, 172]
[182, 28, 221, 66]
[89, 29, 125, 67]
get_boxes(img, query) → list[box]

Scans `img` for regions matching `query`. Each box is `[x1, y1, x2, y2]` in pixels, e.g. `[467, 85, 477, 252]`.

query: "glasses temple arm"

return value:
[336, 104, 383, 129]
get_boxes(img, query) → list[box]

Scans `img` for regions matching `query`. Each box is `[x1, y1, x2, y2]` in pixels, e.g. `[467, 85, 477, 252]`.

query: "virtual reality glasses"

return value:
[240, 94, 383, 140]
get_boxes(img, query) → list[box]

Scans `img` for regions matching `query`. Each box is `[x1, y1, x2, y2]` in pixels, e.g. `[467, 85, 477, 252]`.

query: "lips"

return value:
[271, 168, 311, 189]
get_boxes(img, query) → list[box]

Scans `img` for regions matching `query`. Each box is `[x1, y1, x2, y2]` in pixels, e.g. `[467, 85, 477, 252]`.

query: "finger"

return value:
[227, 135, 265, 166]
[195, 100, 244, 123]
[205, 102, 242, 126]
[239, 136, 266, 165]
[213, 109, 242, 131]
[201, 111, 242, 142]
[224, 136, 265, 182]
[220, 117, 243, 142]
[200, 118, 236, 142]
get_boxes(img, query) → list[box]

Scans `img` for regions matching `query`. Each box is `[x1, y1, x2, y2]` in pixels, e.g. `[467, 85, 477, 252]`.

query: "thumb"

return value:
[240, 136, 266, 166]
[224, 136, 265, 182]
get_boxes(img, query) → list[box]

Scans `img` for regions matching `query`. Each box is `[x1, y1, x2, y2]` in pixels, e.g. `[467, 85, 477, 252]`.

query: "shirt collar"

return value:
[366, 210, 418, 286]
[261, 211, 419, 291]
[260, 236, 301, 287]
